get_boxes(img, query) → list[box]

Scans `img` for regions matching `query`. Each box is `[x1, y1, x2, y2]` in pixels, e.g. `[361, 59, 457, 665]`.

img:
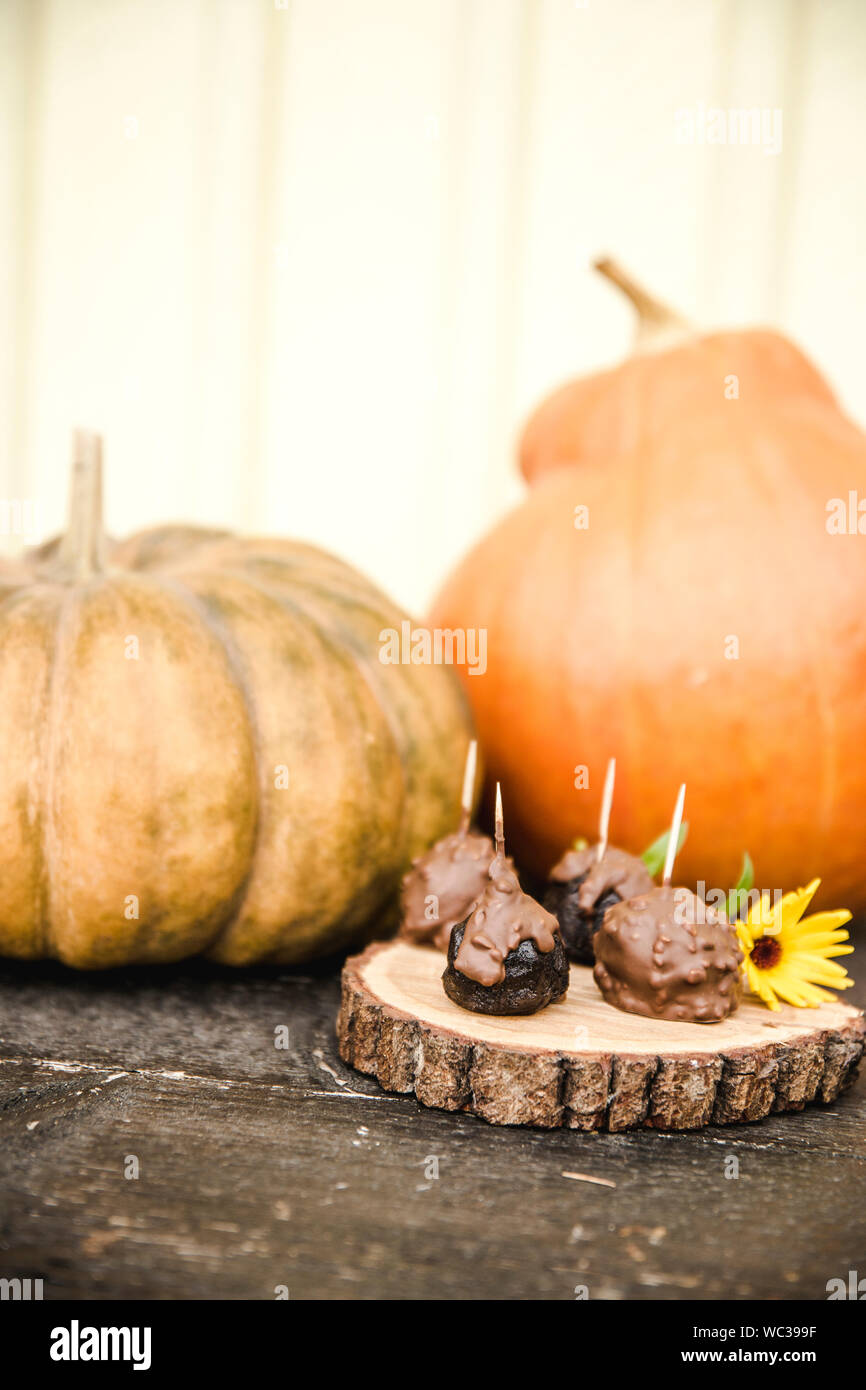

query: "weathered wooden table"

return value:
[1, 948, 863, 1300]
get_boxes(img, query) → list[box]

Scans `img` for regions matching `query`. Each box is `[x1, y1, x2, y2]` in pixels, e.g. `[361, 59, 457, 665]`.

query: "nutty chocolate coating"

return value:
[399, 828, 495, 950]
[593, 885, 743, 1024]
[544, 844, 654, 965]
[442, 855, 569, 1015]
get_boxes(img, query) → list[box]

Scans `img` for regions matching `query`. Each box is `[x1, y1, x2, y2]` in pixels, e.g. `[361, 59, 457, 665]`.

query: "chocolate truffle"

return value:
[442, 853, 569, 1015]
[544, 844, 654, 965]
[592, 885, 743, 1023]
[399, 827, 495, 950]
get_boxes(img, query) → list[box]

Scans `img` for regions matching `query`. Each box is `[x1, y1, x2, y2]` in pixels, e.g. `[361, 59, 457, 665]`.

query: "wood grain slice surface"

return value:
[338, 940, 866, 1131]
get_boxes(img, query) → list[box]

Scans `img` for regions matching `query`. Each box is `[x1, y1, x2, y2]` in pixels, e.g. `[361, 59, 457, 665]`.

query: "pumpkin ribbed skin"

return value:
[519, 328, 839, 485]
[431, 264, 866, 910]
[0, 518, 471, 968]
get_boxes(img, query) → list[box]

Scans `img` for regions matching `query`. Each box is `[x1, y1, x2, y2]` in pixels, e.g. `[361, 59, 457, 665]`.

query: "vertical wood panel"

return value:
[17, 0, 215, 533]
[428, 0, 535, 591]
[782, 0, 866, 425]
[1, 0, 865, 603]
[259, 0, 461, 609]
[512, 0, 723, 426]
[698, 0, 798, 324]
[186, 1, 276, 527]
[0, 0, 45, 517]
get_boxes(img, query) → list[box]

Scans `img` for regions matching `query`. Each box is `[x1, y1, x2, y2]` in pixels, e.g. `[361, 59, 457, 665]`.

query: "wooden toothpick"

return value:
[494, 781, 505, 858]
[662, 783, 686, 887]
[459, 740, 478, 832]
[596, 757, 616, 863]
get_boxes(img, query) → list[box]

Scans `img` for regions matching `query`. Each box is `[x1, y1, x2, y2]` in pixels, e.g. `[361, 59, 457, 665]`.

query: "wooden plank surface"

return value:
[0, 949, 864, 1300]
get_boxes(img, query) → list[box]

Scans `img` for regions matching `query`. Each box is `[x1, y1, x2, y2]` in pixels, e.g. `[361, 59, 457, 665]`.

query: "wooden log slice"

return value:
[337, 940, 865, 1131]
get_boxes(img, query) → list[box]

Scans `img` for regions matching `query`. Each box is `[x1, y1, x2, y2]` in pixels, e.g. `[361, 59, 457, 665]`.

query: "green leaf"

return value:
[641, 822, 689, 877]
[727, 852, 755, 921]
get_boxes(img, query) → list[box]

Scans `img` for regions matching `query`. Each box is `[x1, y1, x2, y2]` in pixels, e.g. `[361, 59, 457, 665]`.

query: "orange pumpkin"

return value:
[431, 260, 866, 908]
[0, 433, 472, 968]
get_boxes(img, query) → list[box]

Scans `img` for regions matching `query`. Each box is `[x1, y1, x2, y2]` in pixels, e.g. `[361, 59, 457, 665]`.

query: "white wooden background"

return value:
[2, 0, 864, 612]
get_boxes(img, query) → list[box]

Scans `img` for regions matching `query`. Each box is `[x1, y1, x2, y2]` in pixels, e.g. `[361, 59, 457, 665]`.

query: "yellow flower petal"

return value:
[776, 879, 821, 931]
[786, 952, 853, 972]
[785, 932, 851, 950]
[786, 909, 852, 935]
[737, 876, 855, 1011]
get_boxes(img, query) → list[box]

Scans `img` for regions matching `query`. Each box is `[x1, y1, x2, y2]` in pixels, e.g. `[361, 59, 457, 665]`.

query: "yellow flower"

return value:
[736, 878, 854, 1011]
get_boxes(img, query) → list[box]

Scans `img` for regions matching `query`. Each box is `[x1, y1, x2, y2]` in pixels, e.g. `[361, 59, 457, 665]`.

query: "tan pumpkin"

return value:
[431, 261, 866, 908]
[0, 433, 472, 968]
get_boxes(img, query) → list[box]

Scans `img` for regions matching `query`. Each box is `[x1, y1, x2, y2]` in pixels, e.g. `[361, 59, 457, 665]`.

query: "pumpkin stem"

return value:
[58, 430, 106, 579]
[594, 257, 691, 348]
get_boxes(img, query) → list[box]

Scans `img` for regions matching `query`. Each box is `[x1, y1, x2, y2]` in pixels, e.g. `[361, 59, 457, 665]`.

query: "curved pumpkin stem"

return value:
[594, 257, 691, 349]
[58, 429, 106, 579]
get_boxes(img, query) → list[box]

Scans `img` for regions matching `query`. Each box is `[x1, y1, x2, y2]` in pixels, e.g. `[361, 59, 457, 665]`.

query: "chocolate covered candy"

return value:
[544, 844, 653, 965]
[593, 885, 743, 1023]
[443, 851, 569, 1016]
[399, 827, 496, 950]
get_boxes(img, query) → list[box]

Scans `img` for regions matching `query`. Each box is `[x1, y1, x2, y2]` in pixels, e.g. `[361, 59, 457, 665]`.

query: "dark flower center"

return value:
[751, 937, 783, 970]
